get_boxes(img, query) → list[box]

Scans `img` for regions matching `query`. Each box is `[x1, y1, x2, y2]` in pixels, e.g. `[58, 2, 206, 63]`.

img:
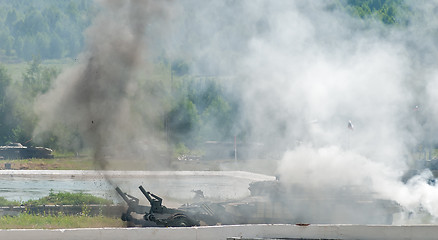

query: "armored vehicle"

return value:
[116, 186, 205, 227]
[224, 180, 400, 225]
[0, 143, 54, 159]
[117, 180, 401, 227]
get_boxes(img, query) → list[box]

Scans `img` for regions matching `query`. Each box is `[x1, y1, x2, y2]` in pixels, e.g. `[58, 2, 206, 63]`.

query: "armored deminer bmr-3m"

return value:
[116, 186, 203, 227]
[0, 143, 54, 159]
[116, 181, 401, 227]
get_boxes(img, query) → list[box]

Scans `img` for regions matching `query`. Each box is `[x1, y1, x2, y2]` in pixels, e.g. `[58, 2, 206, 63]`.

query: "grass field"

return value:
[0, 191, 114, 207]
[0, 187, 125, 229]
[0, 156, 96, 170]
[0, 214, 124, 229]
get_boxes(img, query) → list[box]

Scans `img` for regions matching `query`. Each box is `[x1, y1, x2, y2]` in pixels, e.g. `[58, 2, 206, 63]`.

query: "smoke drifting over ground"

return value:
[34, 0, 438, 223]
[35, 0, 173, 169]
[169, 1, 438, 223]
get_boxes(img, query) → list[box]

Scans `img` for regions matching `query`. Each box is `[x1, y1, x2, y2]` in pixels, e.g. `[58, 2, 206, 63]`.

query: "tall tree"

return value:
[22, 56, 58, 97]
[0, 65, 13, 144]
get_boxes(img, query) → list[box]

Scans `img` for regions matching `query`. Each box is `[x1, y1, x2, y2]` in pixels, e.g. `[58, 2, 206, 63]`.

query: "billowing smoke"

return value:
[34, 0, 174, 169]
[34, 0, 438, 223]
[240, 1, 438, 223]
[165, 1, 438, 223]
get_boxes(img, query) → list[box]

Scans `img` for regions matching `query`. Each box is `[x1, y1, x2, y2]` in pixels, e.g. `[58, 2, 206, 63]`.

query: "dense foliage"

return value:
[342, 0, 410, 25]
[0, 0, 409, 62]
[0, 0, 94, 61]
[0, 57, 59, 146]
[166, 75, 240, 148]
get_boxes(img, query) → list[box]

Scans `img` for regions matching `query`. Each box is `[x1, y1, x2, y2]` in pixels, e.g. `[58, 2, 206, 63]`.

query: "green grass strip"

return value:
[25, 191, 112, 206]
[0, 214, 124, 229]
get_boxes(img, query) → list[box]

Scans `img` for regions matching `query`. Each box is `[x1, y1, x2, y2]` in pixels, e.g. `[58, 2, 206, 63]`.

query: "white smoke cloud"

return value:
[277, 145, 438, 222]
[232, 1, 438, 223]
[166, 0, 438, 223]
[33, 0, 438, 223]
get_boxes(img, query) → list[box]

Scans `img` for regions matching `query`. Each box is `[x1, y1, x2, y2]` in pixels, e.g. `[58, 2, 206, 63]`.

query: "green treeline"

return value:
[0, 58, 240, 153]
[166, 74, 240, 149]
[0, 57, 59, 146]
[0, 0, 94, 61]
[0, 0, 410, 63]
[342, 0, 410, 25]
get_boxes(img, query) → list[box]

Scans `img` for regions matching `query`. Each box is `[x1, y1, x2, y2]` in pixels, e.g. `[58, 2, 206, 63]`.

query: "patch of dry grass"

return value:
[0, 157, 96, 170]
[0, 214, 125, 229]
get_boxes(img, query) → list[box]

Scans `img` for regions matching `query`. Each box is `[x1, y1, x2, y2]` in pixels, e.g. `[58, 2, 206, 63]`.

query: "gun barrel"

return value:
[139, 185, 153, 204]
[116, 186, 130, 203]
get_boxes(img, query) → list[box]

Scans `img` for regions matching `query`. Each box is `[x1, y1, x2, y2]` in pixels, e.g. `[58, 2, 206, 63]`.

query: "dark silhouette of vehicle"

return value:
[0, 143, 54, 159]
[116, 186, 202, 227]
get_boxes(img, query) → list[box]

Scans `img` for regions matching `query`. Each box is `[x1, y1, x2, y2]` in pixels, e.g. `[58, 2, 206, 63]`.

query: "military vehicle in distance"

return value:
[0, 143, 54, 159]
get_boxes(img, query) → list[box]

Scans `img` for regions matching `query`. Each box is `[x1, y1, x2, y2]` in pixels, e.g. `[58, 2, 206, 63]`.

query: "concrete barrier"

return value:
[1, 224, 438, 240]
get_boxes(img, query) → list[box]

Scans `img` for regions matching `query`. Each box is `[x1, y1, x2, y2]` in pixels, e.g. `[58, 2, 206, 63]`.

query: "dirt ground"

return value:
[0, 157, 95, 170]
[0, 156, 278, 175]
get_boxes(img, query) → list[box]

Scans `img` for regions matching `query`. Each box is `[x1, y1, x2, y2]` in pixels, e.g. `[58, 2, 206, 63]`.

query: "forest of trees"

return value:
[0, 56, 239, 153]
[0, 0, 409, 62]
[0, 57, 58, 145]
[344, 0, 410, 25]
[0, 0, 94, 61]
[0, 0, 414, 154]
